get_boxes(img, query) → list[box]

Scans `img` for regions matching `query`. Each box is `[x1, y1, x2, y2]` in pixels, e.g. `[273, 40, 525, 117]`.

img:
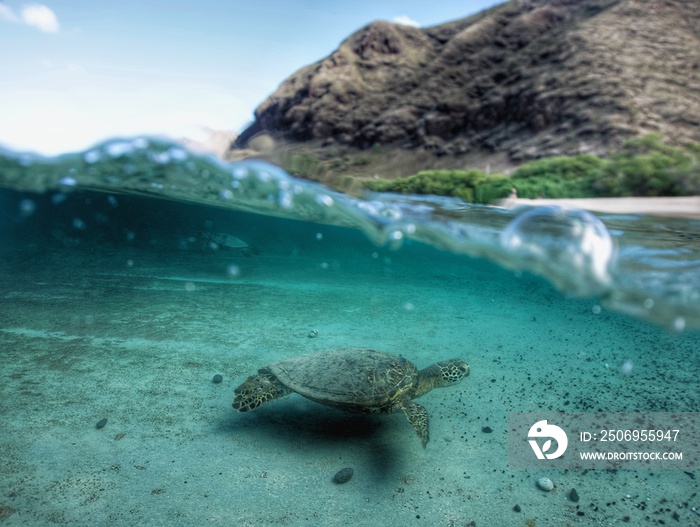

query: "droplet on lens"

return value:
[501, 206, 615, 296]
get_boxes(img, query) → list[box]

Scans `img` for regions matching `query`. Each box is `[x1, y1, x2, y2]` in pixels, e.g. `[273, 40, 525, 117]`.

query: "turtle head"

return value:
[415, 358, 469, 397]
[434, 359, 470, 386]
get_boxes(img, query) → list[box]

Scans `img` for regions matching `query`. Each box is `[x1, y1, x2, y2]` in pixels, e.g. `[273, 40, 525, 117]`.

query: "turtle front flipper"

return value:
[233, 371, 291, 412]
[401, 401, 430, 448]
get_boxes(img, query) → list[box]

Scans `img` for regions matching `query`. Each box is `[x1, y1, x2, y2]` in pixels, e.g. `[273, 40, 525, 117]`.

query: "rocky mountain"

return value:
[230, 0, 700, 181]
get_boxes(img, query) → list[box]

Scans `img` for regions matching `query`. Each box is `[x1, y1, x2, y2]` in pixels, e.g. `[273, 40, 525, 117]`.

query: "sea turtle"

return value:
[232, 348, 470, 447]
[200, 231, 258, 256]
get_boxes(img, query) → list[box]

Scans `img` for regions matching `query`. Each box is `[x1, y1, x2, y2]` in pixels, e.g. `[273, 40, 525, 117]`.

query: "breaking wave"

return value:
[1, 137, 698, 330]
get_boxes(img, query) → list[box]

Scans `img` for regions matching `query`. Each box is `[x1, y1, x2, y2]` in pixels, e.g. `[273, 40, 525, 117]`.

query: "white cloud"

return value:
[21, 4, 59, 32]
[392, 15, 420, 28]
[0, 3, 59, 33]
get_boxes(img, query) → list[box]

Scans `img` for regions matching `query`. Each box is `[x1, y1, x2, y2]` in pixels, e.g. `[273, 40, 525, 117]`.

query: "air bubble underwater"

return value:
[18, 199, 36, 217]
[620, 360, 634, 375]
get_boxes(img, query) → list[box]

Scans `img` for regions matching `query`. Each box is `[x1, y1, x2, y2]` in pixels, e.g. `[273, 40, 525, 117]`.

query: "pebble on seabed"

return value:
[212, 374, 223, 384]
[536, 477, 554, 491]
[333, 467, 354, 484]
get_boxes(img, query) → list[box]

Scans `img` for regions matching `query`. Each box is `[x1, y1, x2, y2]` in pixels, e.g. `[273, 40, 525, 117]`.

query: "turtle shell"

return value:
[265, 348, 418, 410]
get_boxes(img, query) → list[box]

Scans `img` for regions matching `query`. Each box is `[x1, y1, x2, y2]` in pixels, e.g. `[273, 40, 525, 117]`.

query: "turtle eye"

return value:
[449, 361, 469, 381]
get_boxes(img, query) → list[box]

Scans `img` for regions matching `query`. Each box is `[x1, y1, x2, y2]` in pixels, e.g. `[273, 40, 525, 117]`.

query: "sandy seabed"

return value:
[0, 199, 698, 527]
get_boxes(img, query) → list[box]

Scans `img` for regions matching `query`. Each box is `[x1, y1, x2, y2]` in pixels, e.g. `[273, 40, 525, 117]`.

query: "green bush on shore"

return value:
[594, 134, 699, 197]
[477, 154, 605, 201]
[363, 169, 506, 202]
[288, 153, 320, 178]
[360, 135, 700, 202]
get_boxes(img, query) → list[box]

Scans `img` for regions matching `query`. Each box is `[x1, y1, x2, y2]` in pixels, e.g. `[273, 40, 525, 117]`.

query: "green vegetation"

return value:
[593, 134, 700, 197]
[288, 153, 320, 178]
[477, 154, 605, 201]
[359, 135, 700, 203]
[363, 169, 506, 202]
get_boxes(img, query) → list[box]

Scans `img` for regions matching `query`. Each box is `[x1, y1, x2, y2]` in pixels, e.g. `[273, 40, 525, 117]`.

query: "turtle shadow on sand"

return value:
[223, 402, 403, 482]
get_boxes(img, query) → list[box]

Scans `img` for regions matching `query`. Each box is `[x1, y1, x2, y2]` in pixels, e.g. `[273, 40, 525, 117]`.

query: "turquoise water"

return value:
[0, 138, 698, 526]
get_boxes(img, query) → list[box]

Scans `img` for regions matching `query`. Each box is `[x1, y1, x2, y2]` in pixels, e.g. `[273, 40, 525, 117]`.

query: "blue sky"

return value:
[0, 1, 498, 155]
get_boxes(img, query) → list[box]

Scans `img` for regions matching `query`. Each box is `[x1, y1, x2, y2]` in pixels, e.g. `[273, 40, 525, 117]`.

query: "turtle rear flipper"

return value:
[233, 372, 291, 412]
[401, 401, 430, 448]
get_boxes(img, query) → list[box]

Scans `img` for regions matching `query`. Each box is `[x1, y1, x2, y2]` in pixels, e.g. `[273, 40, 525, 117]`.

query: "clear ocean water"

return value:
[1, 138, 698, 526]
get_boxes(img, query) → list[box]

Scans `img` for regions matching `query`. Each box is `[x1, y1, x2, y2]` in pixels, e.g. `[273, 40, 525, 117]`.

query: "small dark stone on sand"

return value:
[333, 467, 353, 484]
[212, 374, 223, 384]
[96, 418, 108, 429]
[513, 504, 521, 512]
[569, 488, 580, 502]
[482, 426, 493, 433]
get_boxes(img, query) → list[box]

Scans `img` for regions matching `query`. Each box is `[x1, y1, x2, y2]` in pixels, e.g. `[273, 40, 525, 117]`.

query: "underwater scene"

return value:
[0, 138, 699, 526]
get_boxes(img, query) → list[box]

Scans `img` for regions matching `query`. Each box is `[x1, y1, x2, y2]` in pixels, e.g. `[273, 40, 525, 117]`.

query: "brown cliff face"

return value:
[233, 0, 700, 176]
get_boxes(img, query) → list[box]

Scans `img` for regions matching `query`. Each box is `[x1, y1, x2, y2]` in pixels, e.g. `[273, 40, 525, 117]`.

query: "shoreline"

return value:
[502, 196, 700, 220]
